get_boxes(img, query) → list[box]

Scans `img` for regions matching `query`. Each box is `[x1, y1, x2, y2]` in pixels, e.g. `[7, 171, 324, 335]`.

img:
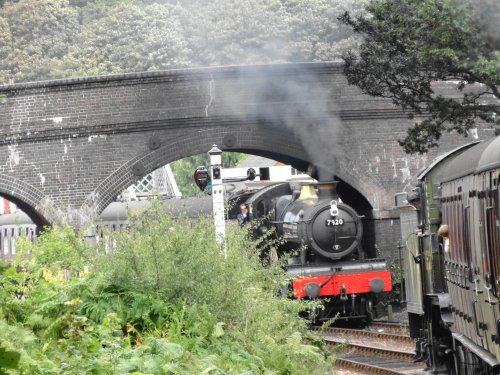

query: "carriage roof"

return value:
[98, 196, 212, 222]
[0, 196, 213, 226]
[417, 136, 500, 184]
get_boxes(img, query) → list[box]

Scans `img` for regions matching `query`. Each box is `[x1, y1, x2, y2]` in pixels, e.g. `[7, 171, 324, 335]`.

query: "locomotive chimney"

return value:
[317, 181, 339, 199]
[297, 184, 318, 201]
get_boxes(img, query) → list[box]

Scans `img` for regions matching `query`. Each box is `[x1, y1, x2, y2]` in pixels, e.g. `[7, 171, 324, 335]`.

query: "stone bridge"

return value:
[0, 62, 493, 230]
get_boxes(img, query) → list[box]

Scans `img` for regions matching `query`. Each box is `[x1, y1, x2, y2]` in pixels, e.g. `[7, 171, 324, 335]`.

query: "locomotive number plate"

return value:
[326, 219, 344, 226]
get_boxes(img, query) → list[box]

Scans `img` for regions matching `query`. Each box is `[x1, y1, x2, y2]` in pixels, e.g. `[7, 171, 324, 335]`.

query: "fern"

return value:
[0, 200, 333, 374]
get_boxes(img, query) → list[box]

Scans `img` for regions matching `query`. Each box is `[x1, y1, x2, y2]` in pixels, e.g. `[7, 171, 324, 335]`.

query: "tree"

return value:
[339, 0, 500, 154]
[280, 0, 368, 62]
[0, 0, 80, 84]
[181, 0, 369, 66]
[181, 0, 290, 66]
[0, 0, 370, 83]
[53, 2, 191, 77]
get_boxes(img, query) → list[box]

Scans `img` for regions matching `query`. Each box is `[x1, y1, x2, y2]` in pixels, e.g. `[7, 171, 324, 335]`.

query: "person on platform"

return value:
[237, 203, 249, 227]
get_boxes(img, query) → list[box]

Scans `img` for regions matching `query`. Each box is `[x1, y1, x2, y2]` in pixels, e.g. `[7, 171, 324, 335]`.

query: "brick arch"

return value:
[0, 175, 51, 226]
[85, 124, 382, 216]
[334, 156, 391, 211]
[83, 124, 310, 215]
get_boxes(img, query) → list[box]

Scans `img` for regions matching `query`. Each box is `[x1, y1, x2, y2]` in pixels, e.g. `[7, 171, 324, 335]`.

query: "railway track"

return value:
[312, 323, 425, 375]
[368, 321, 411, 335]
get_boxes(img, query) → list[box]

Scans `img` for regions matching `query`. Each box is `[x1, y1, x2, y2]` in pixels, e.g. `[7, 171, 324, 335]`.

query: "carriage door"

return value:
[485, 188, 499, 305]
[487, 173, 500, 358]
[493, 175, 500, 301]
[478, 172, 500, 354]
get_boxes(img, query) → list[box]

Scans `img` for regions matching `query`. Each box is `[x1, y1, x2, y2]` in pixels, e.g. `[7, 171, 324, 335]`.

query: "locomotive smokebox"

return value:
[276, 180, 363, 261]
[298, 181, 363, 260]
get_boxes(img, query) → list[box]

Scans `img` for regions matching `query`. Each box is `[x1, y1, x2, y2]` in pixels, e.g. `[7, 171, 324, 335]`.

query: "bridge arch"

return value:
[0, 175, 51, 227]
[84, 123, 384, 218]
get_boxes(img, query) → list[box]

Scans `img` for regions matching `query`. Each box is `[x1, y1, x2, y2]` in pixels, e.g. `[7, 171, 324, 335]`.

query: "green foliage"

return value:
[281, 0, 369, 62]
[53, 2, 191, 77]
[0, 0, 80, 83]
[0, 318, 39, 374]
[0, 200, 333, 374]
[0, 346, 20, 371]
[94, 199, 290, 323]
[340, 0, 500, 154]
[14, 225, 91, 275]
[387, 262, 404, 302]
[0, 0, 369, 84]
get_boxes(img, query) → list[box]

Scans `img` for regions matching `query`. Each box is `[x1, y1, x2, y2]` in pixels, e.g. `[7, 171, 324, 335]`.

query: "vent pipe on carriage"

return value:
[317, 181, 339, 199]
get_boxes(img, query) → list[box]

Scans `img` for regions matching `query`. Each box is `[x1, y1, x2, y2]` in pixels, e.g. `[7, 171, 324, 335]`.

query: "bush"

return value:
[1, 199, 333, 374]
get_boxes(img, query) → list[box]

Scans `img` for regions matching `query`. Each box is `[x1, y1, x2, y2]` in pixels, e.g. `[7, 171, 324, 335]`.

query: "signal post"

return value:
[208, 145, 226, 250]
[194, 146, 257, 254]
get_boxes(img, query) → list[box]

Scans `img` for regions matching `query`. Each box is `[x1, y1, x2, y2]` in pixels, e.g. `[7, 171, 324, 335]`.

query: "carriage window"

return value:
[458, 201, 466, 265]
[453, 200, 463, 264]
[10, 228, 16, 255]
[463, 206, 472, 268]
[491, 187, 500, 296]
[442, 200, 455, 262]
[479, 200, 490, 276]
[485, 207, 493, 275]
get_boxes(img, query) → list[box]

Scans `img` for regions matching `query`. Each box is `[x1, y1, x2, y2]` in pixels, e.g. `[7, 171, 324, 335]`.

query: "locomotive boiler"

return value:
[232, 180, 392, 322]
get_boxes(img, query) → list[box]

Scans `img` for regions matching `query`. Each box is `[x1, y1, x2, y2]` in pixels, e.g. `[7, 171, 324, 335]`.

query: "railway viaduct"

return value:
[0, 62, 495, 244]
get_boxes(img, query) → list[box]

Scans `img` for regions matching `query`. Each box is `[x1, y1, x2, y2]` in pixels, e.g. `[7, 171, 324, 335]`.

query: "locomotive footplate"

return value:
[287, 260, 392, 299]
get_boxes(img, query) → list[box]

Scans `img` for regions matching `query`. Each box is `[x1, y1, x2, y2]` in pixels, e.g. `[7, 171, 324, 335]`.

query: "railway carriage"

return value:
[0, 196, 213, 259]
[402, 135, 500, 374]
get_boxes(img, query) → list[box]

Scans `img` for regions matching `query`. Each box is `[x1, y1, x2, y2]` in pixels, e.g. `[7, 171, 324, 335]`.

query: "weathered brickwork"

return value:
[0, 62, 494, 231]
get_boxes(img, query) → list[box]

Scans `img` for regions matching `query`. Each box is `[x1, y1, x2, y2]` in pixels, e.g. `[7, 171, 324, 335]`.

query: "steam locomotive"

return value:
[402, 135, 500, 374]
[229, 180, 393, 322]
